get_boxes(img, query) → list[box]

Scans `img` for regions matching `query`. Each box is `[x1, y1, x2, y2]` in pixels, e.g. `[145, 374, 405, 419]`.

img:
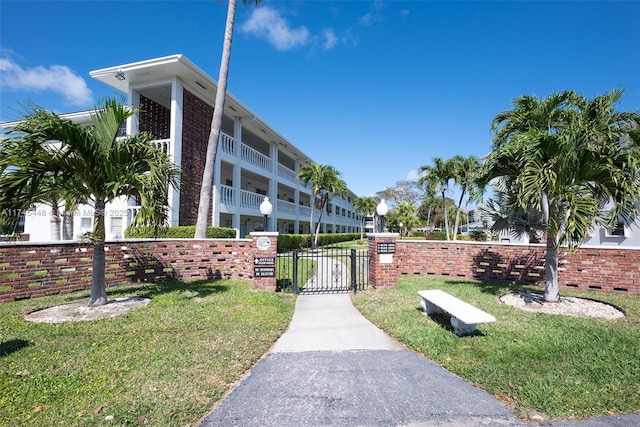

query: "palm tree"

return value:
[418, 157, 455, 240]
[477, 177, 544, 243]
[450, 155, 482, 240]
[481, 89, 640, 302]
[352, 196, 377, 240]
[297, 163, 347, 249]
[195, 0, 262, 238]
[391, 200, 421, 237]
[1, 98, 180, 306]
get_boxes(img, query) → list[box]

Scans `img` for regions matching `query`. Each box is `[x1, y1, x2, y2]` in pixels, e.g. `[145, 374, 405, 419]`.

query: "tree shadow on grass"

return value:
[441, 279, 537, 297]
[0, 339, 31, 357]
[107, 279, 230, 301]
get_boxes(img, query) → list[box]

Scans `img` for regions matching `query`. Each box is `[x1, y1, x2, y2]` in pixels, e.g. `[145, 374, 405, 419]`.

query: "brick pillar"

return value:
[368, 233, 399, 290]
[250, 232, 279, 291]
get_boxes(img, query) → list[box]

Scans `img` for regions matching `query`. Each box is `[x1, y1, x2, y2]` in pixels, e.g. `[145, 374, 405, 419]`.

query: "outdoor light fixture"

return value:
[114, 72, 125, 81]
[260, 197, 273, 231]
[376, 199, 388, 233]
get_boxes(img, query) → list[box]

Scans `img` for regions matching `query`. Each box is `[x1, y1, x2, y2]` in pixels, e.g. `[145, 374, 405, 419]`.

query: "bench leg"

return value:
[420, 298, 443, 315]
[450, 317, 477, 336]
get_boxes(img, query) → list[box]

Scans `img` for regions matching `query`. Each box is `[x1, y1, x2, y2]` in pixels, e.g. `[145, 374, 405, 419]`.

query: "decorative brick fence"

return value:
[391, 238, 639, 294]
[1, 233, 638, 303]
[0, 233, 278, 303]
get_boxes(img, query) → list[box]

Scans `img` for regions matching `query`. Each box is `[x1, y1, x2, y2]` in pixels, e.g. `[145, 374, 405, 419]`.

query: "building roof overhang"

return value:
[89, 54, 312, 165]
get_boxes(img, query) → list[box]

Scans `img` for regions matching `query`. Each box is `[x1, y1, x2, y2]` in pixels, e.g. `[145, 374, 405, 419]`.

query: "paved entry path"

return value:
[198, 294, 640, 427]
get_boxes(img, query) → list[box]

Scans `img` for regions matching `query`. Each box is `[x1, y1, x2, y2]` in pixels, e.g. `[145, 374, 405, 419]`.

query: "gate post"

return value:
[250, 232, 279, 291]
[368, 233, 399, 290]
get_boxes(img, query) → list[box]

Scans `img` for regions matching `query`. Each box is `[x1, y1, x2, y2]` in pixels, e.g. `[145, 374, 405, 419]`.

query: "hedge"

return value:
[124, 225, 236, 239]
[277, 233, 361, 252]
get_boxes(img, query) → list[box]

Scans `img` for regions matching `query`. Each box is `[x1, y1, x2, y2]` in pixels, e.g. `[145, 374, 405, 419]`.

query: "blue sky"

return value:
[1, 0, 639, 200]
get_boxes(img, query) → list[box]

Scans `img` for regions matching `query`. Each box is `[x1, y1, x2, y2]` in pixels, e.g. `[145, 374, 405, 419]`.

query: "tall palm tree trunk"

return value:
[62, 211, 74, 240]
[50, 205, 61, 241]
[544, 235, 560, 302]
[442, 190, 450, 240]
[452, 190, 466, 241]
[89, 200, 108, 307]
[195, 0, 237, 238]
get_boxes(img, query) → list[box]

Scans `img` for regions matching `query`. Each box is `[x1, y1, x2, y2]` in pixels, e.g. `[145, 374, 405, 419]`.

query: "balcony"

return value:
[241, 143, 272, 172]
[277, 164, 297, 183]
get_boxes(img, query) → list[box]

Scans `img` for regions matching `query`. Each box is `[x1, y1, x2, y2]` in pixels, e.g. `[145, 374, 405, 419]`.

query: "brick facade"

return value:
[395, 241, 639, 294]
[139, 95, 170, 140]
[179, 90, 214, 226]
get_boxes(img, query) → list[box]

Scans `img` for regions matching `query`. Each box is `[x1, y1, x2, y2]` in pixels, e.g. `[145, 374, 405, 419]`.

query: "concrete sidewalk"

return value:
[199, 293, 639, 427]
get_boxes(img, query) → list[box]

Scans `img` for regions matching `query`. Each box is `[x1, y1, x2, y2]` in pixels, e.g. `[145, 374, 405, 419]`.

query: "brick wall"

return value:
[0, 239, 254, 303]
[396, 241, 640, 294]
[180, 90, 214, 226]
[139, 95, 170, 140]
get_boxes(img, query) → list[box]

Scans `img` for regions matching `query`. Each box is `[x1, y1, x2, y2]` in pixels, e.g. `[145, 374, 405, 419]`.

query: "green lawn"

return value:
[0, 281, 296, 426]
[352, 277, 640, 421]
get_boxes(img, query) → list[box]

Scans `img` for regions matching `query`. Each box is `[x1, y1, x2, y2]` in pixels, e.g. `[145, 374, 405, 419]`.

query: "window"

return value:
[110, 217, 123, 236]
[80, 217, 93, 232]
[606, 220, 626, 237]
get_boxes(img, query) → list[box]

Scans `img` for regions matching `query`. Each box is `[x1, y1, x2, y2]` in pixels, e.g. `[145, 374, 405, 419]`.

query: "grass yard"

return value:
[0, 280, 296, 426]
[352, 277, 640, 421]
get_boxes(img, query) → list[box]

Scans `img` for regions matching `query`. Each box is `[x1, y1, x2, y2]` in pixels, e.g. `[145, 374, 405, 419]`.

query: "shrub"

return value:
[276, 233, 360, 252]
[125, 226, 236, 239]
[469, 230, 488, 241]
[426, 230, 447, 240]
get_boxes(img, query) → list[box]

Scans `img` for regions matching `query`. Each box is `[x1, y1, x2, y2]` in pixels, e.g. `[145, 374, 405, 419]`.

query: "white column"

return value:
[232, 118, 243, 229]
[168, 78, 183, 226]
[268, 142, 278, 232]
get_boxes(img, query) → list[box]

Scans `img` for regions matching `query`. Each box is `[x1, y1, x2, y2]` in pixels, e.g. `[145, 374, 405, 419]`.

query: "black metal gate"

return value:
[276, 248, 368, 294]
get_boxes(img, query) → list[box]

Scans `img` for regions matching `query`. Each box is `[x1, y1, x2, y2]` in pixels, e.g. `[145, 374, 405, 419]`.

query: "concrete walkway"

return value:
[199, 294, 639, 427]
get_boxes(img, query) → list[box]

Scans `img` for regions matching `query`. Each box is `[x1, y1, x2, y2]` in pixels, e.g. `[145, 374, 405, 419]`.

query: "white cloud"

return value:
[406, 169, 419, 181]
[0, 57, 93, 107]
[240, 6, 310, 51]
[321, 29, 338, 51]
[359, 0, 385, 26]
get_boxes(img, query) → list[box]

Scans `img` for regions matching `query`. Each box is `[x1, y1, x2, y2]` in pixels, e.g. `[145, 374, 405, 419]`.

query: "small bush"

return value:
[125, 225, 236, 239]
[276, 233, 361, 252]
[426, 230, 447, 240]
[469, 230, 488, 241]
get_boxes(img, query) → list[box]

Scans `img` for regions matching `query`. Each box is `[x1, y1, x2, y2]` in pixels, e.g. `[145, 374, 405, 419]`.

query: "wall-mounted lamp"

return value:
[376, 199, 388, 233]
[260, 197, 273, 231]
[114, 72, 125, 81]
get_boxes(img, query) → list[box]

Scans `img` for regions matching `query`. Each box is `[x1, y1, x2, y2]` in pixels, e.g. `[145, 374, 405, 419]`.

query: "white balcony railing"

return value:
[153, 139, 170, 154]
[241, 144, 272, 172]
[220, 133, 236, 156]
[277, 199, 296, 214]
[220, 185, 236, 207]
[277, 164, 297, 182]
[299, 205, 312, 218]
[240, 190, 263, 210]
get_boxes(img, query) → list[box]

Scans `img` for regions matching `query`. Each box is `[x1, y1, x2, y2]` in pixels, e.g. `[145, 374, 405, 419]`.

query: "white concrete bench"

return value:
[418, 289, 496, 335]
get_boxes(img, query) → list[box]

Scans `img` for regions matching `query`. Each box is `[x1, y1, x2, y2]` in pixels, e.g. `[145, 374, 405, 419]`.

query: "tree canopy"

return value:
[480, 88, 640, 301]
[1, 98, 180, 306]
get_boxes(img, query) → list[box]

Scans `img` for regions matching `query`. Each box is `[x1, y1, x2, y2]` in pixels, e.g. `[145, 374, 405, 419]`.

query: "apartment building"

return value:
[4, 54, 362, 240]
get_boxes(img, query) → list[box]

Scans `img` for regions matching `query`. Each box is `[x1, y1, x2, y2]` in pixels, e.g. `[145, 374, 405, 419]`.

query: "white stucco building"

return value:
[2, 54, 362, 241]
